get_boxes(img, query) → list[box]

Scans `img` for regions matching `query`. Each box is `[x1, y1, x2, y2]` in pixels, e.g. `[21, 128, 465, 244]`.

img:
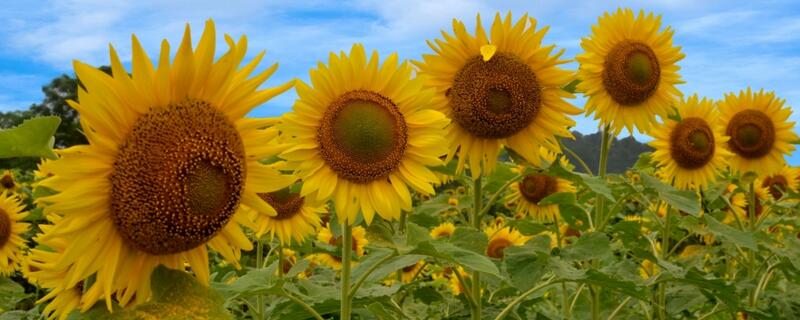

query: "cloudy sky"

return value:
[2, 0, 799, 163]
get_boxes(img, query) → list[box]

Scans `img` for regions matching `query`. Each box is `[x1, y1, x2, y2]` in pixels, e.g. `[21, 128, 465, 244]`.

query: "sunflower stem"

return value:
[560, 141, 594, 176]
[553, 216, 570, 319]
[471, 176, 483, 320]
[657, 205, 672, 320]
[591, 125, 612, 320]
[341, 220, 353, 320]
[255, 238, 264, 320]
[278, 243, 284, 278]
[747, 180, 757, 307]
[280, 288, 325, 320]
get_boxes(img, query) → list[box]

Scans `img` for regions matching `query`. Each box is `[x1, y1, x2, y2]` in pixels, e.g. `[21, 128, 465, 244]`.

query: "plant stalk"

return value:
[341, 220, 353, 320]
[471, 176, 483, 320]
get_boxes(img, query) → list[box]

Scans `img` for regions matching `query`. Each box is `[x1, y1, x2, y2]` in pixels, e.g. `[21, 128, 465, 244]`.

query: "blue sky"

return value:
[1, 0, 799, 164]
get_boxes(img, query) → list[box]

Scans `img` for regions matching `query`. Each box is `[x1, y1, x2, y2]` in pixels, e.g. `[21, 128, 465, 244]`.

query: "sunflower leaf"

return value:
[0, 116, 61, 159]
[641, 174, 701, 215]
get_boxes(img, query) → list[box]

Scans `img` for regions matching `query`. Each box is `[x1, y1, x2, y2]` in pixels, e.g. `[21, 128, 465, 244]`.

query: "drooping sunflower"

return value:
[506, 173, 576, 222]
[400, 260, 425, 283]
[416, 13, 581, 177]
[648, 95, 732, 189]
[719, 88, 797, 177]
[280, 44, 448, 225]
[0, 192, 28, 276]
[254, 187, 324, 245]
[1, 171, 18, 193]
[307, 224, 368, 270]
[430, 221, 456, 239]
[34, 20, 295, 310]
[760, 166, 799, 200]
[484, 225, 531, 259]
[577, 8, 685, 135]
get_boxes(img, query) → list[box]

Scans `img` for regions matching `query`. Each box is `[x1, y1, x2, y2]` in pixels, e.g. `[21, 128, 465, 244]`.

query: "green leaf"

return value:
[410, 241, 500, 277]
[538, 192, 577, 206]
[666, 268, 738, 307]
[483, 162, 516, 194]
[0, 278, 27, 311]
[633, 152, 654, 170]
[576, 173, 615, 201]
[429, 160, 458, 176]
[351, 248, 394, 281]
[0, 116, 61, 159]
[406, 222, 432, 246]
[366, 254, 427, 282]
[504, 243, 549, 290]
[641, 174, 701, 215]
[562, 232, 612, 261]
[507, 219, 548, 236]
[704, 215, 758, 250]
[583, 269, 648, 300]
[448, 227, 488, 254]
[561, 79, 581, 94]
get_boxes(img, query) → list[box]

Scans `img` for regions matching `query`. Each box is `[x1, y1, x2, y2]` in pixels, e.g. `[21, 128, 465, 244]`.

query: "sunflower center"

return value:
[449, 53, 541, 139]
[487, 237, 513, 259]
[519, 174, 558, 204]
[762, 175, 789, 199]
[726, 110, 775, 159]
[602, 41, 661, 106]
[259, 189, 305, 220]
[1, 175, 14, 189]
[110, 99, 246, 255]
[0, 208, 10, 248]
[318, 90, 407, 184]
[402, 263, 418, 273]
[669, 117, 715, 169]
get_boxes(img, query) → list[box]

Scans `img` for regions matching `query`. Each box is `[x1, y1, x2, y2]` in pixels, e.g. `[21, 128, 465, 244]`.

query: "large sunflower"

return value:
[648, 94, 732, 189]
[505, 172, 576, 222]
[33, 20, 295, 310]
[577, 8, 684, 135]
[416, 13, 581, 177]
[0, 192, 28, 276]
[280, 44, 448, 225]
[718, 88, 797, 177]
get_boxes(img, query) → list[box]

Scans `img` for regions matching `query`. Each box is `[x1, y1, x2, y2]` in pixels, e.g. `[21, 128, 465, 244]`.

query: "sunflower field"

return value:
[2, 8, 800, 320]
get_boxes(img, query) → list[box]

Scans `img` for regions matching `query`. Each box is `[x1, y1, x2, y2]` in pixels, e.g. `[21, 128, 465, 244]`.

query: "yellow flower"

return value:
[253, 187, 324, 245]
[485, 225, 531, 259]
[718, 88, 798, 177]
[308, 224, 368, 270]
[0, 171, 18, 193]
[506, 173, 576, 222]
[577, 8, 685, 135]
[648, 95, 732, 189]
[416, 13, 581, 177]
[0, 192, 28, 276]
[400, 260, 425, 283]
[430, 222, 456, 239]
[32, 20, 294, 311]
[280, 44, 448, 225]
[760, 166, 799, 200]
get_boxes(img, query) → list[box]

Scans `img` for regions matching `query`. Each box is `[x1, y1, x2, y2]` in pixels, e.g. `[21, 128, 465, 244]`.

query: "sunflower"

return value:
[400, 260, 425, 283]
[506, 172, 576, 222]
[254, 187, 324, 245]
[280, 44, 448, 225]
[0, 171, 18, 193]
[760, 166, 799, 200]
[307, 224, 368, 270]
[416, 13, 581, 177]
[430, 221, 456, 239]
[718, 88, 798, 177]
[539, 147, 574, 171]
[484, 225, 531, 259]
[648, 95, 732, 189]
[0, 192, 28, 276]
[577, 8, 685, 135]
[33, 20, 295, 310]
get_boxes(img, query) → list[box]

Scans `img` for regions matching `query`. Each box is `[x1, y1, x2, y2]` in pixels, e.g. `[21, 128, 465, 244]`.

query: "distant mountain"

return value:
[561, 131, 652, 174]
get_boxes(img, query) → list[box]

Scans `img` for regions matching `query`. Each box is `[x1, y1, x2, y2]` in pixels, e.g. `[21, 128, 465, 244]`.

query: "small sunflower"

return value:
[400, 260, 425, 283]
[718, 88, 798, 177]
[577, 8, 685, 135]
[0, 192, 28, 276]
[648, 95, 732, 189]
[484, 225, 531, 259]
[280, 44, 448, 225]
[506, 173, 576, 222]
[308, 224, 368, 270]
[430, 221, 456, 239]
[34, 20, 294, 310]
[0, 171, 18, 193]
[760, 166, 799, 200]
[416, 13, 581, 177]
[539, 147, 574, 171]
[254, 187, 324, 245]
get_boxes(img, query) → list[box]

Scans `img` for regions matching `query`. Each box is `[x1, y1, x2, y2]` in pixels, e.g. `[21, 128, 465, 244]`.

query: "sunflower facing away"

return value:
[0, 192, 28, 276]
[416, 13, 581, 177]
[577, 8, 685, 135]
[718, 88, 797, 177]
[254, 186, 324, 245]
[33, 20, 295, 311]
[400, 260, 425, 283]
[648, 94, 732, 189]
[484, 225, 531, 259]
[506, 172, 576, 222]
[280, 44, 448, 225]
[1, 171, 18, 193]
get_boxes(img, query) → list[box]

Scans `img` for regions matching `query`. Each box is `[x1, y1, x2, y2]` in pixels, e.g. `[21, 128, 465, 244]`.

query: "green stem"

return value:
[280, 288, 325, 320]
[657, 206, 671, 320]
[341, 221, 353, 320]
[471, 176, 483, 320]
[348, 252, 397, 300]
[494, 276, 559, 320]
[277, 243, 284, 278]
[255, 239, 264, 320]
[478, 173, 523, 217]
[591, 125, 612, 320]
[607, 297, 633, 320]
[553, 216, 570, 319]
[399, 211, 407, 234]
[561, 143, 594, 176]
[747, 181, 757, 307]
